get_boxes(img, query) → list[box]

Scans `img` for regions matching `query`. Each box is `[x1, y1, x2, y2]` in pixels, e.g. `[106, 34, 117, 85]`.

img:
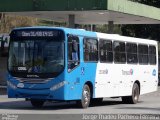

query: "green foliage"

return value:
[95, 24, 122, 34]
[0, 14, 68, 33]
[121, 24, 160, 41]
[122, 0, 160, 41]
[96, 24, 108, 33]
[0, 14, 38, 33]
[38, 19, 66, 27]
[129, 0, 160, 8]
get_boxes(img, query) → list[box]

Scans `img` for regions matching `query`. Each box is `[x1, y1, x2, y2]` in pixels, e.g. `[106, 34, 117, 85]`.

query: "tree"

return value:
[0, 15, 38, 33]
[130, 0, 160, 8]
[0, 15, 38, 57]
[121, 0, 160, 41]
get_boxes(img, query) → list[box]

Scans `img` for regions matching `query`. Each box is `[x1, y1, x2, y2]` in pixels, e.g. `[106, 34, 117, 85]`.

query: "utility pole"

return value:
[68, 14, 75, 28]
[108, 21, 114, 34]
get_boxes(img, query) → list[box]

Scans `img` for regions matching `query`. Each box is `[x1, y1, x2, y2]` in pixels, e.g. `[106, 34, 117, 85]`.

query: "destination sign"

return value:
[16, 30, 61, 37]
[21, 31, 54, 37]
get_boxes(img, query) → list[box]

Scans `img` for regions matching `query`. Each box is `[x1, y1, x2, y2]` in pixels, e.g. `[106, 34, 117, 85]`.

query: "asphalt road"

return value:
[0, 87, 160, 120]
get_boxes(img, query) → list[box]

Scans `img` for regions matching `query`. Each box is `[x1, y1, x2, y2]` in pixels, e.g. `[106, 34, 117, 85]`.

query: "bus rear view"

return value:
[8, 28, 66, 107]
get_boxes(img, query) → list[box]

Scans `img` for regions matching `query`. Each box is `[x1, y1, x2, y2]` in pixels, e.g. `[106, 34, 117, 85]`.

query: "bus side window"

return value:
[99, 39, 113, 63]
[114, 41, 126, 63]
[149, 46, 156, 65]
[138, 44, 148, 64]
[126, 43, 138, 64]
[84, 38, 98, 62]
[67, 35, 80, 72]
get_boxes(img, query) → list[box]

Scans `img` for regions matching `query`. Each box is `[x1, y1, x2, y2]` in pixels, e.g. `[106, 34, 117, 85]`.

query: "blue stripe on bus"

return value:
[63, 28, 98, 100]
[8, 27, 98, 101]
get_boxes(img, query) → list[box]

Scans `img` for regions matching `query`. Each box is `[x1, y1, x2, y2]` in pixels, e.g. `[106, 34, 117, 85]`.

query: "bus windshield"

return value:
[8, 39, 64, 78]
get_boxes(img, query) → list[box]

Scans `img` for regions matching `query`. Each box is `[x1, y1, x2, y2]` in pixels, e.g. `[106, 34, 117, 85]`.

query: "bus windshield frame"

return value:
[8, 29, 65, 78]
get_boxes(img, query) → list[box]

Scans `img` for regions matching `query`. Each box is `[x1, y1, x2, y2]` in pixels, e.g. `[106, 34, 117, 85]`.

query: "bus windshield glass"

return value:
[8, 30, 65, 78]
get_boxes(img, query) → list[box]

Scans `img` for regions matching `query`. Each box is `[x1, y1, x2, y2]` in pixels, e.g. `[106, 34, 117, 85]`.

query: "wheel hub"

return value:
[83, 89, 90, 104]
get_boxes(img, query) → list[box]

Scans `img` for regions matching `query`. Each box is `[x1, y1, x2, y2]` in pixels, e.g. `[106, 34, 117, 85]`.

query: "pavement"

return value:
[0, 87, 159, 120]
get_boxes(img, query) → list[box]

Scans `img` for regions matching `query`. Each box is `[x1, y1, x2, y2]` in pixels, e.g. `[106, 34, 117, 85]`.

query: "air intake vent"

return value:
[15, 77, 53, 83]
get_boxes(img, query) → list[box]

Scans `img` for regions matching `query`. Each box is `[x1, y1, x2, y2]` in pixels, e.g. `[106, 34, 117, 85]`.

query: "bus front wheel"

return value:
[30, 99, 45, 108]
[122, 83, 140, 104]
[77, 84, 91, 108]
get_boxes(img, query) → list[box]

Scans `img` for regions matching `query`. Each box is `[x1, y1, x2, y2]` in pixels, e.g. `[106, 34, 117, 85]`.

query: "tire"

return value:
[77, 84, 91, 108]
[122, 83, 140, 104]
[30, 99, 45, 108]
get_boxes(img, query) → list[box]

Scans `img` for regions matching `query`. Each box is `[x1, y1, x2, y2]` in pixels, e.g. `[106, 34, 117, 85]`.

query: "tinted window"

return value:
[8, 40, 64, 78]
[149, 46, 156, 65]
[114, 41, 126, 63]
[84, 38, 98, 62]
[126, 43, 138, 64]
[68, 35, 80, 71]
[99, 39, 113, 63]
[138, 45, 148, 64]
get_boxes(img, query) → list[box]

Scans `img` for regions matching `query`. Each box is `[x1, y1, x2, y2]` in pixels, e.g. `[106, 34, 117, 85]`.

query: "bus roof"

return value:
[11, 26, 157, 45]
[96, 32, 157, 45]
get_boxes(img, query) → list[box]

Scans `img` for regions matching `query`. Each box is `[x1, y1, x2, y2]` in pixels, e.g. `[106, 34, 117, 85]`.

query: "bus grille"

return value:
[14, 77, 53, 83]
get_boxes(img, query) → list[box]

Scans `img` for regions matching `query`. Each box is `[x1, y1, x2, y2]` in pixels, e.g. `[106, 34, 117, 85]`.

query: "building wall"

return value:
[0, 57, 7, 86]
[0, 34, 9, 86]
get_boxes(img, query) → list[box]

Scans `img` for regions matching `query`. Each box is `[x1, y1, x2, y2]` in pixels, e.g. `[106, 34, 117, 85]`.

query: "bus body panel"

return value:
[8, 27, 98, 101]
[94, 63, 158, 98]
[63, 31, 98, 100]
[7, 27, 158, 102]
[8, 72, 66, 100]
[94, 33, 158, 98]
[64, 62, 97, 100]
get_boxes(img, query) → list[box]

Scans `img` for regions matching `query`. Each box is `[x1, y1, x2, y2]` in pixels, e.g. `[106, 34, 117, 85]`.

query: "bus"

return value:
[7, 27, 158, 108]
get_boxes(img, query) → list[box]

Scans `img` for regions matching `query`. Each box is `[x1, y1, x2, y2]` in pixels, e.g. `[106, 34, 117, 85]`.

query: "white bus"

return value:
[95, 33, 158, 103]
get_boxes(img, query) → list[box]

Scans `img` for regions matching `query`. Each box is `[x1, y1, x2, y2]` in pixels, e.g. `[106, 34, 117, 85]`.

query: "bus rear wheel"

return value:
[30, 99, 45, 108]
[122, 83, 140, 104]
[77, 84, 91, 108]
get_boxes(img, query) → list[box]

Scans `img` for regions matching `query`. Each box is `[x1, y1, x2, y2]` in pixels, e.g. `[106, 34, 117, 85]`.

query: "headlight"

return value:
[50, 81, 67, 91]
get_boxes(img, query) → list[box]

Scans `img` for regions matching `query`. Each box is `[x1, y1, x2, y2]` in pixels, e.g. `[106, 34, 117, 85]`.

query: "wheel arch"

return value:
[85, 81, 94, 99]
